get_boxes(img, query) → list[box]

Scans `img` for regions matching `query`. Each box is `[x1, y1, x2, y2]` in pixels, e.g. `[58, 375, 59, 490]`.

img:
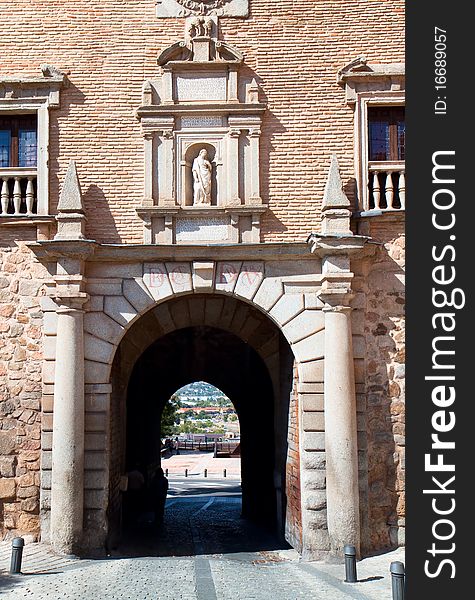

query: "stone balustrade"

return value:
[367, 162, 405, 212]
[0, 169, 37, 216]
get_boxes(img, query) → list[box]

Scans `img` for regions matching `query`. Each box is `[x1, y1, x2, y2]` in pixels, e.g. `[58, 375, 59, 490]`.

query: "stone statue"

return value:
[192, 149, 212, 205]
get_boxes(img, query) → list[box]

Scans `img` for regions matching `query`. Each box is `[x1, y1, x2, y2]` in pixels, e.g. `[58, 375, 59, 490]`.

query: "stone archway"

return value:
[107, 294, 297, 552]
[37, 248, 362, 559]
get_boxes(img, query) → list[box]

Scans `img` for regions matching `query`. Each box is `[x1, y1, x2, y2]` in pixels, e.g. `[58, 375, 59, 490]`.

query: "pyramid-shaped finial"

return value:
[322, 155, 350, 211]
[55, 160, 86, 240]
[58, 160, 83, 213]
[321, 155, 352, 236]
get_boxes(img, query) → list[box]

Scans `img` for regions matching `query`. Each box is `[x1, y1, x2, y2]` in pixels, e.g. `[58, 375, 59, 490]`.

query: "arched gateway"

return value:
[31, 230, 368, 560]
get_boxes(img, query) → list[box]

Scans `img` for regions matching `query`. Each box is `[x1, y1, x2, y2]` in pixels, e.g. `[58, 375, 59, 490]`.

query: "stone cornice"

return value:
[27, 240, 326, 263]
[137, 103, 266, 118]
[136, 205, 268, 218]
[1, 67, 67, 108]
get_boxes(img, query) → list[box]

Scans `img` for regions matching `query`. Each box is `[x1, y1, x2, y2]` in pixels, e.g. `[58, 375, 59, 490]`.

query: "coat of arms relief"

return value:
[156, 0, 248, 18]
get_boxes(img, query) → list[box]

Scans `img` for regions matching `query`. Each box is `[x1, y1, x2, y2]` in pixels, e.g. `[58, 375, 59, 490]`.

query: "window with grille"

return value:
[0, 115, 38, 168]
[368, 107, 405, 162]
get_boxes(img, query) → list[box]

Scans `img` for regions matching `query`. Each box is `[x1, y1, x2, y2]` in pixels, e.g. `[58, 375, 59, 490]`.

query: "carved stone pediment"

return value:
[337, 56, 405, 103]
[158, 17, 243, 66]
[136, 17, 266, 245]
[0, 65, 66, 108]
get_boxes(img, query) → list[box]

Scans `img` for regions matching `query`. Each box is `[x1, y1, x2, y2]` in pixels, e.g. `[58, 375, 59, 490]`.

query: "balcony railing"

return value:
[0, 169, 38, 216]
[366, 162, 405, 212]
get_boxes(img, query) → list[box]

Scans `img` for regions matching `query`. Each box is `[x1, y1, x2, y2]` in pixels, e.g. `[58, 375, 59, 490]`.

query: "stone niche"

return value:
[136, 16, 267, 244]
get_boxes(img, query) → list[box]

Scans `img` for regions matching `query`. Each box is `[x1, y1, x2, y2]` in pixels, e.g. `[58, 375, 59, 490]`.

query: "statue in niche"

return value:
[192, 149, 212, 205]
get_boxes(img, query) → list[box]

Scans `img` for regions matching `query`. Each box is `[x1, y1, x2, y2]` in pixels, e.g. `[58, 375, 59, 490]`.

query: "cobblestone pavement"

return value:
[0, 479, 404, 599]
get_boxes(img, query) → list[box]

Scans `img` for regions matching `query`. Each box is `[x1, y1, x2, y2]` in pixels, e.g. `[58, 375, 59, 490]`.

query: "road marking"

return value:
[194, 497, 215, 513]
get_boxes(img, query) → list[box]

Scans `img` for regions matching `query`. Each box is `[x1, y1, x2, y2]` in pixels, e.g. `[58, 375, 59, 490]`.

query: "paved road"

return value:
[0, 479, 404, 599]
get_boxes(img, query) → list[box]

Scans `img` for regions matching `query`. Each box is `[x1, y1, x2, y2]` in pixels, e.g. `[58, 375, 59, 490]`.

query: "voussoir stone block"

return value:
[292, 330, 324, 363]
[122, 278, 155, 314]
[252, 277, 283, 311]
[84, 334, 115, 365]
[188, 297, 206, 325]
[166, 262, 192, 294]
[84, 312, 125, 345]
[192, 261, 215, 292]
[215, 262, 242, 293]
[234, 262, 264, 300]
[283, 310, 324, 344]
[84, 360, 111, 385]
[143, 263, 174, 301]
[204, 297, 224, 326]
[103, 296, 138, 327]
[269, 294, 304, 326]
[152, 303, 176, 334]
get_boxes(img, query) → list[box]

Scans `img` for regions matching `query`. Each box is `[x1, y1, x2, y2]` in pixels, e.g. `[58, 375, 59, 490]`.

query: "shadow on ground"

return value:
[111, 492, 289, 559]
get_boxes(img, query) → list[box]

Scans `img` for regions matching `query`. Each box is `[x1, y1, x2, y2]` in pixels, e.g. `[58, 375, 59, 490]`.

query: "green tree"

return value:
[161, 393, 182, 436]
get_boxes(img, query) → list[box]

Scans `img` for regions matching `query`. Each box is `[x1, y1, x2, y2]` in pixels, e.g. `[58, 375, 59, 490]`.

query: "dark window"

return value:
[0, 115, 37, 168]
[368, 107, 405, 161]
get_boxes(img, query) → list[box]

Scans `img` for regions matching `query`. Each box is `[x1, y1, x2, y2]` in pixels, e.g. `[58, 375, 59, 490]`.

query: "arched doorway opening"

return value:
[108, 293, 299, 554]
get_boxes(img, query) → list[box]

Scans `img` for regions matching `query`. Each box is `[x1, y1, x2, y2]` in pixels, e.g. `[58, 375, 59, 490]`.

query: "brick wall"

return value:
[0, 0, 404, 243]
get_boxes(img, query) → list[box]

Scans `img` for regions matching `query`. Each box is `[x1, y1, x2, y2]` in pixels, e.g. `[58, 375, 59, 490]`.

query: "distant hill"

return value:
[174, 381, 233, 408]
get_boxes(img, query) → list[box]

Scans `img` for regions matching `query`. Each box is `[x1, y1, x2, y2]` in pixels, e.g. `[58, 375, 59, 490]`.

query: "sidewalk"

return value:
[162, 450, 241, 478]
[0, 538, 404, 599]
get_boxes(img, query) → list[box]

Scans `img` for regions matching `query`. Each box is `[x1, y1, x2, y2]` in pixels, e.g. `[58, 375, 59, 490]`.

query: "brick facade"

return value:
[1, 0, 405, 556]
[1, 0, 404, 242]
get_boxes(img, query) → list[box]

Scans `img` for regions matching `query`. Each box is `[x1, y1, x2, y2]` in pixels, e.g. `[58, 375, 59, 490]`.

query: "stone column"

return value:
[322, 300, 360, 555]
[50, 292, 88, 555]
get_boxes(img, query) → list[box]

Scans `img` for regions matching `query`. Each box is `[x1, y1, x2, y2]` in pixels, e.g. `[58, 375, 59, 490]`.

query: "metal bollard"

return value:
[185, 468, 188, 477]
[223, 468, 226, 478]
[344, 544, 357, 583]
[10, 537, 25, 575]
[204, 469, 207, 478]
[390, 561, 405, 600]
